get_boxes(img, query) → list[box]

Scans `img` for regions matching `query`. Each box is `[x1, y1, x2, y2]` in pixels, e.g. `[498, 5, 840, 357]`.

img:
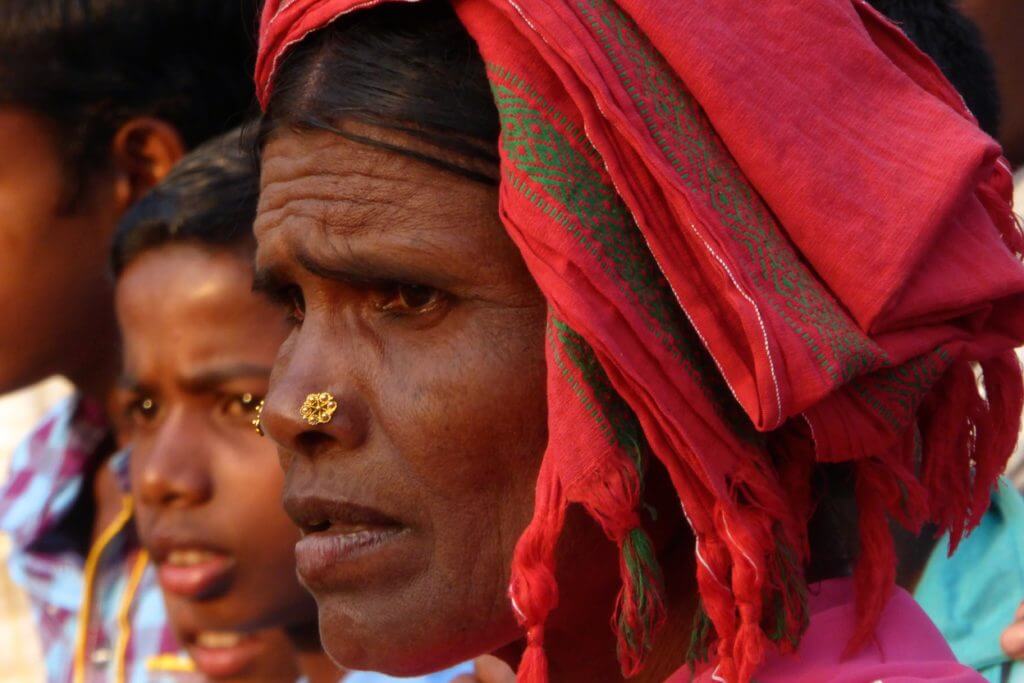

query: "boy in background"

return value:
[0, 2, 258, 680]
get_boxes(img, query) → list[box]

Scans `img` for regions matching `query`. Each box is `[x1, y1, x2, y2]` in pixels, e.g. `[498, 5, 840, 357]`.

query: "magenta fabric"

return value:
[679, 579, 984, 683]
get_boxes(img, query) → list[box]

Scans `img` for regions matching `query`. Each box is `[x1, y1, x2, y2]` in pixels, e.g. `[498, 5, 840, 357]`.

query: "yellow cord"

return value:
[146, 654, 197, 673]
[114, 548, 149, 683]
[72, 495, 134, 683]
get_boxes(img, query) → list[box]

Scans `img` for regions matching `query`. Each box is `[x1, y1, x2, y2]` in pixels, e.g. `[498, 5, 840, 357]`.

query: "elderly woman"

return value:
[251, 0, 1024, 681]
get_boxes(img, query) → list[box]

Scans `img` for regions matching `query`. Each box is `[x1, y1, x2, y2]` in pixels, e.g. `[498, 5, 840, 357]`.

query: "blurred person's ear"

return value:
[110, 118, 186, 211]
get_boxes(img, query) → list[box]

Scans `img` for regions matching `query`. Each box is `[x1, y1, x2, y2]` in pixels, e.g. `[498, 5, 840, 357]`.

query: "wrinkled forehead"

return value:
[256, 127, 420, 230]
[255, 126, 483, 249]
[253, 125, 515, 288]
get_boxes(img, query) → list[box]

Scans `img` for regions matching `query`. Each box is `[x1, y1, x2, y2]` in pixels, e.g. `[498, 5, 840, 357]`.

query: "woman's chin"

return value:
[316, 593, 519, 678]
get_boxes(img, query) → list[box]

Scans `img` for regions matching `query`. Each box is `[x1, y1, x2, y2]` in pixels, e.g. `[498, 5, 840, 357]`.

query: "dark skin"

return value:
[0, 106, 185, 545]
[113, 245, 339, 683]
[254, 124, 696, 682]
[959, 0, 1024, 165]
[0, 106, 183, 401]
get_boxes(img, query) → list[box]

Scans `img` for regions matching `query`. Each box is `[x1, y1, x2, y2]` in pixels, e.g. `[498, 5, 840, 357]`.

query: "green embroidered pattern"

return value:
[576, 0, 886, 386]
[489, 64, 752, 437]
[490, 65, 691, 369]
[850, 348, 952, 433]
[549, 315, 666, 672]
[549, 318, 620, 450]
[552, 316, 646, 459]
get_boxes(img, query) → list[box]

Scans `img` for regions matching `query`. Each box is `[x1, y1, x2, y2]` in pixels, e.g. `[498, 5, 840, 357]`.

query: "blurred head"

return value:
[867, 0, 1000, 138]
[958, 0, 1024, 165]
[0, 0, 257, 395]
[112, 131, 317, 681]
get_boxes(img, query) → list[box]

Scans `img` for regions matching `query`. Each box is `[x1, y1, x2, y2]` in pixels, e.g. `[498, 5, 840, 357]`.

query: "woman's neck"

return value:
[287, 624, 342, 683]
[539, 530, 698, 683]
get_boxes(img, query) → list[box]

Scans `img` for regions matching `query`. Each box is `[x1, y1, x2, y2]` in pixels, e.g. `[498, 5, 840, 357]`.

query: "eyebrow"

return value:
[296, 250, 396, 287]
[118, 363, 272, 394]
[295, 246, 460, 289]
[117, 374, 148, 392]
[178, 363, 272, 392]
[251, 250, 407, 295]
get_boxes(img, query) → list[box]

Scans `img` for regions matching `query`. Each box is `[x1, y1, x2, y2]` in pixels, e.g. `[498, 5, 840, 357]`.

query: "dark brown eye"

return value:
[287, 286, 305, 323]
[379, 284, 444, 314]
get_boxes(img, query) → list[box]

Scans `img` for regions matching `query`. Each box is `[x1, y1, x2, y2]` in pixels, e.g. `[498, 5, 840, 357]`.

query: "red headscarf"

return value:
[257, 1, 1024, 680]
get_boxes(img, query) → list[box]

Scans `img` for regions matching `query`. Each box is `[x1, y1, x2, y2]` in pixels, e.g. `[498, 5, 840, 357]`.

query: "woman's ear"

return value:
[110, 117, 186, 211]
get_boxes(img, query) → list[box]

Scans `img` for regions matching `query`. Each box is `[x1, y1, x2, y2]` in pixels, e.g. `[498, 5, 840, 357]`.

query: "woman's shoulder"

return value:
[673, 579, 986, 683]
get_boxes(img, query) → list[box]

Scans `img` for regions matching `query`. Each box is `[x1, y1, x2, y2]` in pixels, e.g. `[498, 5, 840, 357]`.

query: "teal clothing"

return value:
[915, 479, 1024, 683]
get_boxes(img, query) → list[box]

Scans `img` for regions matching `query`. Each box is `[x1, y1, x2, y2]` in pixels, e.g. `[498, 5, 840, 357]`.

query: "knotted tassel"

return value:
[718, 506, 769, 683]
[517, 627, 549, 683]
[576, 446, 667, 677]
[510, 457, 566, 683]
[920, 361, 978, 549]
[849, 459, 896, 655]
[972, 353, 1024, 526]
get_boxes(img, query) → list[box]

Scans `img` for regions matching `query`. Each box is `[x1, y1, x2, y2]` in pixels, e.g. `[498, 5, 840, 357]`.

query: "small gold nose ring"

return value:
[252, 399, 265, 436]
[300, 392, 338, 426]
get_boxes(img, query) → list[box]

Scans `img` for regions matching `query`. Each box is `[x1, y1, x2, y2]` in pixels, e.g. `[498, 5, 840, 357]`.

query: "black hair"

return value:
[867, 0, 1001, 137]
[261, 0, 499, 185]
[111, 127, 258, 276]
[0, 0, 259, 200]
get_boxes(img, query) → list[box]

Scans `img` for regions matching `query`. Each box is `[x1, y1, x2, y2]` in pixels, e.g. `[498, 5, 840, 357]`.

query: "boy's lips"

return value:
[150, 538, 236, 599]
[188, 631, 263, 679]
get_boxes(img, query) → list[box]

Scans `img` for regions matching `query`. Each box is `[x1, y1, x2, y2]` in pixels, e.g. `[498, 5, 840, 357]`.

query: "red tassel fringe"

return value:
[511, 457, 565, 683]
[512, 351, 1021, 682]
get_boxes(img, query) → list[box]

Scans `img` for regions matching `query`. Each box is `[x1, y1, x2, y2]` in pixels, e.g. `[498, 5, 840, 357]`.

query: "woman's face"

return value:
[114, 245, 314, 681]
[254, 126, 550, 675]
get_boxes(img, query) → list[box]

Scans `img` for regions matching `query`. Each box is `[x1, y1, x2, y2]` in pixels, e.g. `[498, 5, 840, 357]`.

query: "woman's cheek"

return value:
[384, 333, 543, 496]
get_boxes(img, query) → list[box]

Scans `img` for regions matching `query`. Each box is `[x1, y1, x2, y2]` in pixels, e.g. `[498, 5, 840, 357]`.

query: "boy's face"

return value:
[0, 107, 123, 394]
[114, 244, 316, 681]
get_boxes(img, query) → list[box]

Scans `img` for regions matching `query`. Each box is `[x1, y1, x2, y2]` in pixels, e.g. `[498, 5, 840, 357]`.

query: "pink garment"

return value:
[675, 579, 984, 682]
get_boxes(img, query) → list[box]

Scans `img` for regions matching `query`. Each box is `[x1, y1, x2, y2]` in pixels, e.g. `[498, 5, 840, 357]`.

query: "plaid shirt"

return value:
[0, 395, 197, 683]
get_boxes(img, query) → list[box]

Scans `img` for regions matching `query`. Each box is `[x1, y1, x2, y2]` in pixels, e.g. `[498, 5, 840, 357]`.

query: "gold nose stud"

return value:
[300, 392, 338, 426]
[252, 399, 265, 436]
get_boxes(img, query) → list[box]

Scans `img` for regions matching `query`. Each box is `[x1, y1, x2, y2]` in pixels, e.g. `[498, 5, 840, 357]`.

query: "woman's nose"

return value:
[136, 411, 213, 508]
[259, 358, 369, 461]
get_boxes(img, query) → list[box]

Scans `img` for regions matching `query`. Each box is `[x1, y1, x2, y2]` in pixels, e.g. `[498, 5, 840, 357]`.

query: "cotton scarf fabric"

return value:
[256, 1, 1024, 680]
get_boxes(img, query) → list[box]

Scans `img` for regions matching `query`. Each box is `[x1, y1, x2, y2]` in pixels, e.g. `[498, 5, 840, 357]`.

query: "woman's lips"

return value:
[284, 493, 410, 589]
[188, 631, 262, 679]
[295, 525, 405, 587]
[156, 549, 236, 599]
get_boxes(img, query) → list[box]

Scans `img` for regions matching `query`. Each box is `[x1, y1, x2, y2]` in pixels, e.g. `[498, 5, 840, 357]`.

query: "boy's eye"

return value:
[378, 284, 445, 314]
[127, 396, 159, 425]
[224, 392, 263, 419]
